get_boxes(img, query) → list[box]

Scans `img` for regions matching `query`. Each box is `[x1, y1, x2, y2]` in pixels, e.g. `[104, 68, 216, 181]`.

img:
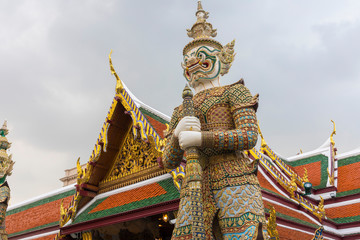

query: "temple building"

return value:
[4, 2, 360, 240]
[5, 73, 360, 239]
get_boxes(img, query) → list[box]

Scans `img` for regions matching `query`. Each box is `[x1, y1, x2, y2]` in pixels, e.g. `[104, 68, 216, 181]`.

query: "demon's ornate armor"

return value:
[162, 2, 268, 239]
[163, 82, 267, 239]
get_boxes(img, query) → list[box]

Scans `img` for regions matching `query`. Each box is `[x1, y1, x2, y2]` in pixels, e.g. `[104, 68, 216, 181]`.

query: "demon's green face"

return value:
[182, 46, 221, 88]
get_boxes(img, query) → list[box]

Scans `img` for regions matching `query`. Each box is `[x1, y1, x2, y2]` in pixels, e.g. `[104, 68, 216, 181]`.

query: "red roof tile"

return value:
[263, 200, 315, 225]
[338, 161, 360, 193]
[89, 182, 167, 213]
[32, 234, 57, 240]
[6, 196, 72, 235]
[277, 225, 313, 239]
[144, 114, 167, 138]
[258, 170, 282, 195]
[326, 203, 360, 219]
[293, 161, 321, 186]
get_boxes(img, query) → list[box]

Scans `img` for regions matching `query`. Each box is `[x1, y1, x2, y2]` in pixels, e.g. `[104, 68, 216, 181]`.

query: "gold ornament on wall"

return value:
[105, 133, 162, 182]
[267, 205, 279, 240]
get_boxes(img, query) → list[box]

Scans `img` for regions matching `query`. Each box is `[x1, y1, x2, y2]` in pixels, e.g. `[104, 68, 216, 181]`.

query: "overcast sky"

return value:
[1, 1, 359, 205]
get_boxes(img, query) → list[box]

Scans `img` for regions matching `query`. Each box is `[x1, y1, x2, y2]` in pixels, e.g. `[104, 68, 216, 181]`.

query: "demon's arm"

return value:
[201, 83, 259, 151]
[162, 107, 185, 169]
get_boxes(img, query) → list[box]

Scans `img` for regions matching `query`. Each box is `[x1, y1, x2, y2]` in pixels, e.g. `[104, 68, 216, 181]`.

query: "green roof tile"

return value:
[336, 188, 360, 197]
[7, 189, 76, 216]
[338, 154, 360, 167]
[264, 208, 319, 229]
[72, 178, 179, 224]
[331, 215, 360, 224]
[139, 107, 169, 125]
[283, 154, 328, 189]
[8, 221, 58, 237]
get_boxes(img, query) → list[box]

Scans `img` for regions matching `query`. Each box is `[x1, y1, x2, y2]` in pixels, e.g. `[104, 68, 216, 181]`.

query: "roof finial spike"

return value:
[109, 50, 124, 95]
[330, 120, 336, 147]
[257, 121, 267, 148]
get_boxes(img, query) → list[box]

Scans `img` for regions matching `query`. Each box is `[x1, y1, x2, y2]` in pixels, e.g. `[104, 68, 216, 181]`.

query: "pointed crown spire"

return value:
[187, 1, 217, 39]
[195, 1, 208, 22]
[184, 1, 222, 55]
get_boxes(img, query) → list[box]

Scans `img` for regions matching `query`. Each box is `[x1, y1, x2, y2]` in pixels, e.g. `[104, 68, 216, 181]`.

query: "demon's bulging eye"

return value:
[197, 52, 205, 59]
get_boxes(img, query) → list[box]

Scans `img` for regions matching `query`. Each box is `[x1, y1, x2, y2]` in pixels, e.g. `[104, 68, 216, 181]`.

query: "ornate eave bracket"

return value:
[267, 205, 279, 240]
[258, 123, 307, 188]
[250, 148, 327, 222]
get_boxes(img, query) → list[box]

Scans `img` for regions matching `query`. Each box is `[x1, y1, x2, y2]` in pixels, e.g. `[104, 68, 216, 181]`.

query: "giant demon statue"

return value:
[162, 2, 268, 240]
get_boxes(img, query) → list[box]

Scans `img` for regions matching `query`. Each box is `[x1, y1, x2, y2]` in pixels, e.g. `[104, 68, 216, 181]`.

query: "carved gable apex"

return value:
[98, 132, 166, 193]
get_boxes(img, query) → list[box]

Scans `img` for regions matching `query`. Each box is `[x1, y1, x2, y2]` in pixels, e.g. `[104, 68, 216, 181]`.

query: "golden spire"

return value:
[257, 122, 267, 148]
[187, 1, 217, 39]
[330, 120, 336, 147]
[109, 50, 124, 95]
[302, 168, 309, 182]
[267, 205, 279, 240]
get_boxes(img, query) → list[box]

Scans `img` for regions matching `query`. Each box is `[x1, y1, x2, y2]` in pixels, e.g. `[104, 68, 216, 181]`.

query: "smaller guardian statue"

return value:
[0, 121, 15, 240]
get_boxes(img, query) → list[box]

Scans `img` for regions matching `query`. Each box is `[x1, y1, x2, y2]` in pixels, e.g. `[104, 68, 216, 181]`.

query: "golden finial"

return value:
[257, 122, 267, 148]
[76, 158, 82, 177]
[267, 205, 279, 240]
[313, 196, 326, 222]
[187, 1, 217, 39]
[289, 172, 297, 198]
[327, 167, 335, 186]
[302, 168, 309, 182]
[109, 50, 124, 95]
[60, 199, 66, 216]
[76, 157, 85, 185]
[330, 120, 336, 147]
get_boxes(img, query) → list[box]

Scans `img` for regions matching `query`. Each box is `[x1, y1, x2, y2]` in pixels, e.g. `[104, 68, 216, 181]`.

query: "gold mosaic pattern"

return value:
[164, 82, 265, 239]
[214, 185, 264, 219]
[164, 81, 259, 167]
[104, 133, 161, 182]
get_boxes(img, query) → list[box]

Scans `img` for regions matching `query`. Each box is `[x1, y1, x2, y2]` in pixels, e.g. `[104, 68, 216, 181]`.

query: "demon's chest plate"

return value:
[193, 86, 235, 132]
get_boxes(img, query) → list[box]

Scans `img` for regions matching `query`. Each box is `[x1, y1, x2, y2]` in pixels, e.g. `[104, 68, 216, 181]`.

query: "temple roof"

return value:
[5, 58, 360, 239]
[6, 184, 76, 239]
[61, 175, 179, 234]
[255, 131, 360, 237]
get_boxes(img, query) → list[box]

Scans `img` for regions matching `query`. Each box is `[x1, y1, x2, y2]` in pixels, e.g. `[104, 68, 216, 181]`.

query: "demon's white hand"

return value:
[174, 116, 201, 138]
[178, 131, 202, 150]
